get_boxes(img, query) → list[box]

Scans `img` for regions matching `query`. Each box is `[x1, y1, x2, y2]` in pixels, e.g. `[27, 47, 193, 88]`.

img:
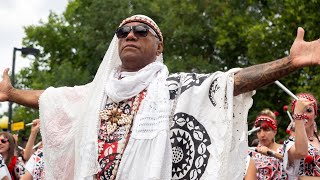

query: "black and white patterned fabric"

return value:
[167, 70, 254, 180]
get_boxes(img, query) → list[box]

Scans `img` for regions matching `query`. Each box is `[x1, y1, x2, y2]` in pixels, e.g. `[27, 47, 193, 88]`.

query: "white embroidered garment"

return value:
[106, 61, 172, 180]
[39, 69, 254, 180]
[39, 14, 254, 180]
[40, 14, 171, 179]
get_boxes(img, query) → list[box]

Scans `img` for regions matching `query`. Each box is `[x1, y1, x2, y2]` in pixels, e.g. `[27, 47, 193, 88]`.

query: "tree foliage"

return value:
[10, 0, 320, 142]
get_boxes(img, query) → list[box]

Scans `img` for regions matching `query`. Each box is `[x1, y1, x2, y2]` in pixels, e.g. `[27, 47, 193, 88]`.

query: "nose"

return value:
[126, 28, 137, 40]
[126, 31, 137, 40]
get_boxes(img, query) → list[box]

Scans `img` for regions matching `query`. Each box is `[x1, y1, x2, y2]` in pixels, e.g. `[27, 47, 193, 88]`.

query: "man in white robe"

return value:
[0, 15, 320, 180]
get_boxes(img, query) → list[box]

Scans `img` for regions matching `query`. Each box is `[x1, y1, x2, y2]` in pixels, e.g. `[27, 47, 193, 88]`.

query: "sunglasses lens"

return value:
[116, 25, 150, 39]
[0, 139, 8, 143]
[116, 26, 130, 38]
[133, 26, 148, 37]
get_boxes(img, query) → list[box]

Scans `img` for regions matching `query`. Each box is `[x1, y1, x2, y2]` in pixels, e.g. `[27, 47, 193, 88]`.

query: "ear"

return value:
[156, 41, 164, 56]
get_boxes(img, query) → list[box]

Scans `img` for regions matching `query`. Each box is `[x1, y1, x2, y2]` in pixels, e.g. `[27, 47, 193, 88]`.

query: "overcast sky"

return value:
[0, 0, 69, 114]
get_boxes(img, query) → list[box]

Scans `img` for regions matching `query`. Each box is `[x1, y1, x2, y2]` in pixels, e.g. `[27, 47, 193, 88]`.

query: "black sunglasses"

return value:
[0, 138, 9, 143]
[115, 25, 158, 39]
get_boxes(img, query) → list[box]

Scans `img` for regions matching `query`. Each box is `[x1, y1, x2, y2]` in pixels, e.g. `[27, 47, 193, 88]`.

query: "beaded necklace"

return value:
[98, 90, 146, 179]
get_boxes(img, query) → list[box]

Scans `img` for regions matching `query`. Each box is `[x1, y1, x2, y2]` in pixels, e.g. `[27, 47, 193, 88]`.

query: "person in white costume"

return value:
[0, 154, 11, 180]
[0, 14, 320, 180]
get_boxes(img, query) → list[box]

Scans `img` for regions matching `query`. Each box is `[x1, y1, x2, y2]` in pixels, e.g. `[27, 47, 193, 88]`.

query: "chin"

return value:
[120, 50, 141, 60]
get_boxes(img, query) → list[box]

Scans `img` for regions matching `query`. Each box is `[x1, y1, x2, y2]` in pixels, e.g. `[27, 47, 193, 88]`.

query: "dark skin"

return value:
[0, 24, 319, 108]
[234, 56, 294, 96]
[235, 27, 320, 96]
[118, 22, 163, 72]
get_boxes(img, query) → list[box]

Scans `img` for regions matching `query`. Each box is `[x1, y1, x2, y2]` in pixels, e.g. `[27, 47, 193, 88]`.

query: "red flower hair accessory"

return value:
[254, 115, 277, 131]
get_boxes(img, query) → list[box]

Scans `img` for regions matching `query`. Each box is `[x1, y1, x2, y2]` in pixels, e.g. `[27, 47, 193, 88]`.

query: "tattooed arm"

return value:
[234, 56, 296, 96]
[234, 27, 320, 96]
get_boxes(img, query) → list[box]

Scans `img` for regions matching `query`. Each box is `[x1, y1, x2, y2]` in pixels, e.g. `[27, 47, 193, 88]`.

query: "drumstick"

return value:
[33, 142, 42, 149]
[274, 80, 298, 100]
[248, 126, 260, 135]
[25, 122, 33, 127]
[283, 105, 294, 122]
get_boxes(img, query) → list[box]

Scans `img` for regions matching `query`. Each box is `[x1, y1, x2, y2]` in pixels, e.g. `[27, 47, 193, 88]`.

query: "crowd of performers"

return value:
[0, 93, 319, 180]
[246, 93, 320, 180]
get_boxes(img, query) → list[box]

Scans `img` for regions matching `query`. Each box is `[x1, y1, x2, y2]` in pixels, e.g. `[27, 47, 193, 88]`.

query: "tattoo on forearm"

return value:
[234, 56, 297, 96]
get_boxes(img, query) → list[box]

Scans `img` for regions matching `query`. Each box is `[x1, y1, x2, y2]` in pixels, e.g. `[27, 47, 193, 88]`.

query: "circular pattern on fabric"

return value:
[208, 78, 220, 107]
[171, 112, 211, 180]
[172, 146, 184, 163]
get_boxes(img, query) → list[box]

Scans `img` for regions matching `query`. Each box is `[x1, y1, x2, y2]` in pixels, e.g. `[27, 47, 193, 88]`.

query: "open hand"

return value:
[0, 68, 13, 102]
[290, 27, 320, 67]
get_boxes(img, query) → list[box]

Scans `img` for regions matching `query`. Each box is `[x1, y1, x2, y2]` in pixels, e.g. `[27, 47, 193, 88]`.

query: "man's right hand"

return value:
[0, 68, 13, 102]
[0, 68, 44, 109]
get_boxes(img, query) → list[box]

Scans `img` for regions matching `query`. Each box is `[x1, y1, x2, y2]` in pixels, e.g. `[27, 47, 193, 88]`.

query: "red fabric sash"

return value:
[8, 156, 17, 180]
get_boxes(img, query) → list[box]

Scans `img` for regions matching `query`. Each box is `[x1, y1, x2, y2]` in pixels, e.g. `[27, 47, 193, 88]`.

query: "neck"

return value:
[306, 125, 314, 139]
[266, 141, 278, 150]
[120, 66, 141, 72]
[120, 60, 157, 72]
[1, 152, 8, 161]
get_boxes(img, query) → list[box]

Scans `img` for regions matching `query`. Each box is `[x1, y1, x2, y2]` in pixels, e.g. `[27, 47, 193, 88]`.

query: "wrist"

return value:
[29, 132, 38, 137]
[7, 87, 15, 101]
[267, 150, 275, 157]
[292, 113, 308, 120]
[31, 131, 38, 134]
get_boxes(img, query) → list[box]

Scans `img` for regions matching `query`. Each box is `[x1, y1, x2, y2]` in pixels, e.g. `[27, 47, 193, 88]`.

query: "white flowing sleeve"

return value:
[39, 84, 90, 180]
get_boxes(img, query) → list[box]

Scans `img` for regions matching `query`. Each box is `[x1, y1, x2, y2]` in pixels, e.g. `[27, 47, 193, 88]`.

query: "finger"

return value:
[296, 27, 305, 41]
[298, 98, 311, 103]
[2, 68, 10, 79]
[300, 100, 316, 106]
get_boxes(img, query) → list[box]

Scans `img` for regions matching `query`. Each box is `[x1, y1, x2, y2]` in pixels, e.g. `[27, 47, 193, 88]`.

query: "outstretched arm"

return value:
[234, 27, 320, 96]
[0, 68, 43, 109]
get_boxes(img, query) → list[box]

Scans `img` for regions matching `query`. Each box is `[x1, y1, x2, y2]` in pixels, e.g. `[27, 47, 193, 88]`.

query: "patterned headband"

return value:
[291, 93, 318, 116]
[254, 115, 277, 131]
[119, 15, 163, 42]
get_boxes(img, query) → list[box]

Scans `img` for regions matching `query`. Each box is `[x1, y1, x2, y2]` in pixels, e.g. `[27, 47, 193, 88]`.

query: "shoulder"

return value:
[0, 155, 5, 167]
